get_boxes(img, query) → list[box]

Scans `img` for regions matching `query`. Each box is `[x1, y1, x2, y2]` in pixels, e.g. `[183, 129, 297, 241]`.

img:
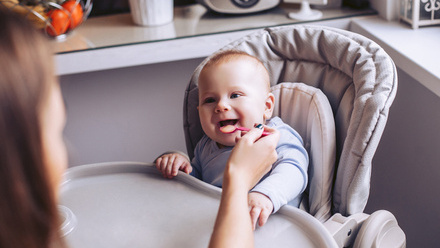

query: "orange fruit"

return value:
[62, 0, 84, 30]
[46, 9, 69, 36]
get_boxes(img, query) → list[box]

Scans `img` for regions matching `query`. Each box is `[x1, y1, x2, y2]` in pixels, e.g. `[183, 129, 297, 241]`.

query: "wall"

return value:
[369, 0, 399, 20]
[60, 58, 204, 166]
[365, 68, 440, 247]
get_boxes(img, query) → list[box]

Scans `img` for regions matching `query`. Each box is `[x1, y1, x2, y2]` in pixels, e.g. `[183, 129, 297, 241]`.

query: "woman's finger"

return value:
[258, 125, 279, 143]
[237, 124, 265, 144]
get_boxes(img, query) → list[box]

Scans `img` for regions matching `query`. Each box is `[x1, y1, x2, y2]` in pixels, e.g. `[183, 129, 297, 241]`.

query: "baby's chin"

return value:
[215, 139, 237, 149]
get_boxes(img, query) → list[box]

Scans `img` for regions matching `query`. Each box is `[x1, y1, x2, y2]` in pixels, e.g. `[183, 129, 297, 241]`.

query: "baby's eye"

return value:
[230, 93, 241, 99]
[203, 97, 215, 104]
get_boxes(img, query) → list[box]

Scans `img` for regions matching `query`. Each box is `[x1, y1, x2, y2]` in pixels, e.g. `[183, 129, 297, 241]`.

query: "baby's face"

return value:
[198, 58, 273, 147]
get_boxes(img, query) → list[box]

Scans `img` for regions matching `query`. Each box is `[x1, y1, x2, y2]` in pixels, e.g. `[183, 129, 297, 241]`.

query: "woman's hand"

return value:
[224, 125, 280, 190]
[209, 124, 279, 248]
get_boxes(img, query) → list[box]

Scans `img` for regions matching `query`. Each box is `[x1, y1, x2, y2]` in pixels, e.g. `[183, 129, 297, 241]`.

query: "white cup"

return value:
[129, 0, 174, 26]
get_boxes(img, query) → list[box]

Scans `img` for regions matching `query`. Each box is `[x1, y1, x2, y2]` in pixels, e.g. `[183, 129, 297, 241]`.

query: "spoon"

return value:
[220, 125, 270, 136]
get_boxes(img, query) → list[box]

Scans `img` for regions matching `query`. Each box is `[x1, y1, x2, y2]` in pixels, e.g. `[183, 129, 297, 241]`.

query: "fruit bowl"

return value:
[0, 0, 93, 39]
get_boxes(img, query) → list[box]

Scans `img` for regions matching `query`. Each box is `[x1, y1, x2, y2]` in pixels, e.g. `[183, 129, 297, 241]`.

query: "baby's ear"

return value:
[264, 93, 275, 120]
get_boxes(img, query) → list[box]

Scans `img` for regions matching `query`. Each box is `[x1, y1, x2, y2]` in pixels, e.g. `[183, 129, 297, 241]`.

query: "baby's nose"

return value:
[215, 100, 231, 113]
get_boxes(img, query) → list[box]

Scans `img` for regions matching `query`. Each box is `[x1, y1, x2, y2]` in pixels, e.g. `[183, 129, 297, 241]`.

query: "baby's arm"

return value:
[252, 159, 307, 209]
[248, 127, 308, 228]
[155, 152, 192, 179]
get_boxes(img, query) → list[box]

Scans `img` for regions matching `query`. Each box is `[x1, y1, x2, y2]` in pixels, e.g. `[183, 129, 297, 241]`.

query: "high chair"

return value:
[183, 25, 406, 247]
[59, 25, 406, 248]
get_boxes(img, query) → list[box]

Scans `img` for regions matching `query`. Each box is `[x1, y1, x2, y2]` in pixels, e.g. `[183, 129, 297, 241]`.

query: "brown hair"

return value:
[0, 8, 66, 248]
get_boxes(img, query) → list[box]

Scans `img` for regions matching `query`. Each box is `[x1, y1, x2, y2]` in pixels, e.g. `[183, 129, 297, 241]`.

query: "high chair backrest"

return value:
[271, 82, 336, 222]
[183, 25, 397, 217]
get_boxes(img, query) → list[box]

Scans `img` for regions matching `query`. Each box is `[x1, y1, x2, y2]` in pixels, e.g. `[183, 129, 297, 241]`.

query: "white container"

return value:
[129, 0, 174, 26]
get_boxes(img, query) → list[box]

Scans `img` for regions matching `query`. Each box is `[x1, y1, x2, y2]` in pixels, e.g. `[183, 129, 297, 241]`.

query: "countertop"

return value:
[53, 4, 375, 75]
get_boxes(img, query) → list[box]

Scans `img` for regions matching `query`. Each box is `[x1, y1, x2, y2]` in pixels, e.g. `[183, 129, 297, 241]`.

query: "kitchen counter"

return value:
[351, 16, 440, 97]
[54, 4, 376, 75]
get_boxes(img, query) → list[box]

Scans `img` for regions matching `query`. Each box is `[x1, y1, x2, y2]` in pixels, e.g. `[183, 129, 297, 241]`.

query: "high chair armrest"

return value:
[323, 213, 369, 248]
[353, 210, 406, 248]
[324, 210, 406, 248]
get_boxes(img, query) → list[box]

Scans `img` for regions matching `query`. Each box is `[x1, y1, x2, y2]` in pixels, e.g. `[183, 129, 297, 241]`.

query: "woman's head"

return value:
[198, 50, 275, 147]
[0, 8, 67, 248]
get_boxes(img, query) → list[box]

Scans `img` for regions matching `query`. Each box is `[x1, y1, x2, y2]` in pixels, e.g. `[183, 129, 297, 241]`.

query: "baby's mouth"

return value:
[219, 119, 238, 128]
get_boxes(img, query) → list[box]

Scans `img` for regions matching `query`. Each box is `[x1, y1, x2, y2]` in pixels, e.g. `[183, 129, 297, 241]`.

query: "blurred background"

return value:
[90, 0, 369, 16]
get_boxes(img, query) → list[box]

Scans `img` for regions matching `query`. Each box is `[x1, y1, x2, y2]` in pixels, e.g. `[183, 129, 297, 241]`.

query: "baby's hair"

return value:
[206, 50, 255, 65]
[204, 50, 265, 71]
[201, 50, 271, 91]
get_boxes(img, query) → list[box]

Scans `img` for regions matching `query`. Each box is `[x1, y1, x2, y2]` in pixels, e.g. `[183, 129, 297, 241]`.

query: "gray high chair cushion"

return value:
[271, 82, 336, 222]
[184, 25, 397, 217]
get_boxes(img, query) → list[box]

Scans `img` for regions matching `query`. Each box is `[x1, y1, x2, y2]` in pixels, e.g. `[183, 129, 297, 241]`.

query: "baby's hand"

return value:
[248, 192, 274, 230]
[155, 153, 192, 179]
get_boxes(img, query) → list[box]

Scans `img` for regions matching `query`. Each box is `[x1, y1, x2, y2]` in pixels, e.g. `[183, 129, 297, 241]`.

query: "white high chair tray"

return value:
[60, 162, 337, 248]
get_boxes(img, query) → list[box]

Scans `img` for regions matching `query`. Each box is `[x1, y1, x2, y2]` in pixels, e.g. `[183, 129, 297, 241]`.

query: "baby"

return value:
[155, 50, 308, 229]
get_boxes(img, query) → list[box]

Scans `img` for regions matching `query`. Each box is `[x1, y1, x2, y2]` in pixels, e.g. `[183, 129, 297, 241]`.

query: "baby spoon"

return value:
[220, 125, 270, 136]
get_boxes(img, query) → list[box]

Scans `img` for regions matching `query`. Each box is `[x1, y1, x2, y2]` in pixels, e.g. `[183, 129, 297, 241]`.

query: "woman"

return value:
[0, 8, 279, 248]
[0, 8, 68, 248]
